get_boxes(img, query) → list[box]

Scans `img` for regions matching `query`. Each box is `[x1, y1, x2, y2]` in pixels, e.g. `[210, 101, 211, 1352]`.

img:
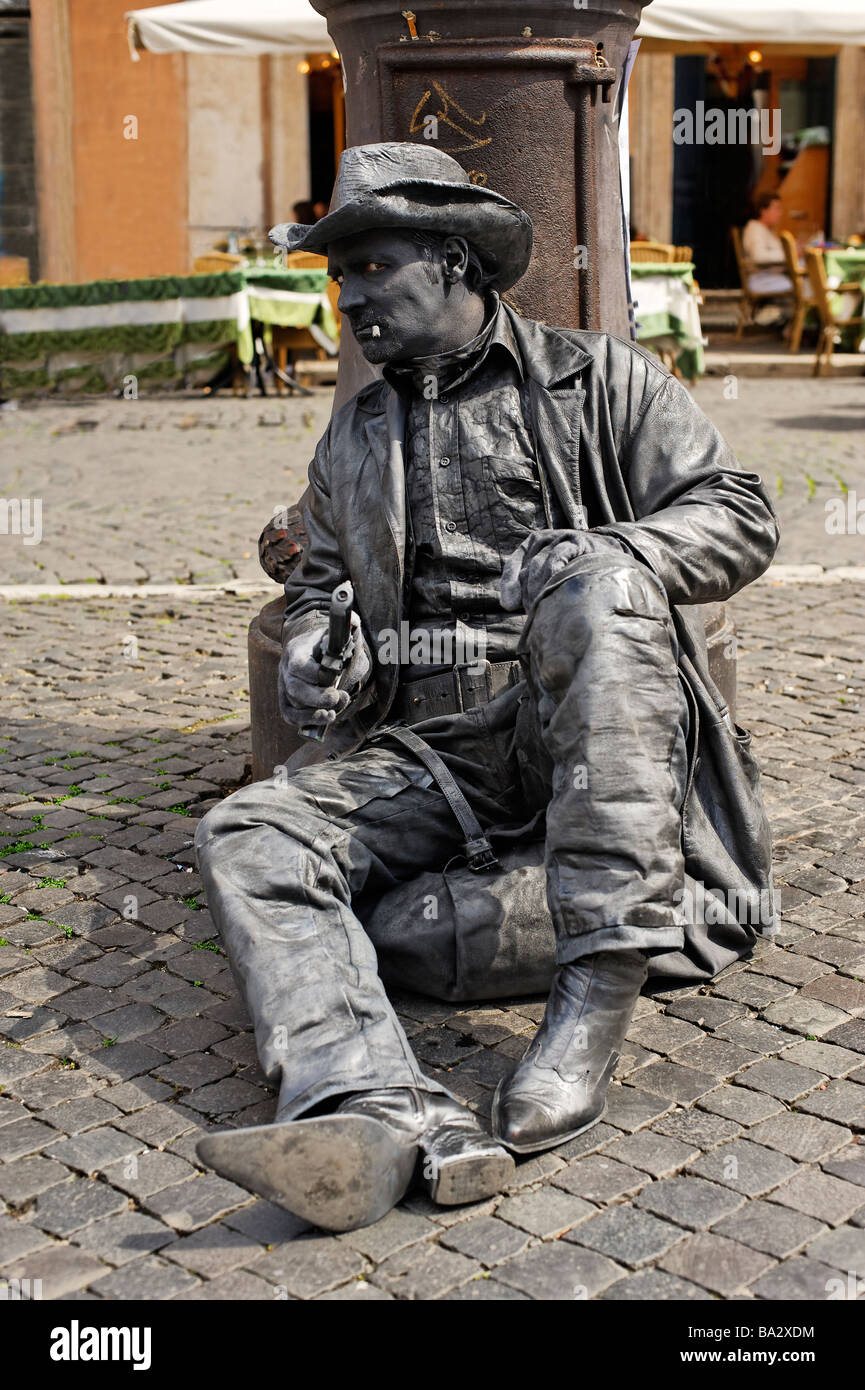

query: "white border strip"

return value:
[756, 565, 865, 585]
[0, 293, 249, 336]
[0, 581, 277, 600]
[2, 565, 865, 602]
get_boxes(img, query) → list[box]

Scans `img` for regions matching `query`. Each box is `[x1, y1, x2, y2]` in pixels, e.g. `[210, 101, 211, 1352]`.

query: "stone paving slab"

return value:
[2, 391, 865, 1299]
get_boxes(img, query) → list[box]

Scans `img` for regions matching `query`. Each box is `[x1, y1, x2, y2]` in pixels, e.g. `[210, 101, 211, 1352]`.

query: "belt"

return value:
[384, 725, 500, 872]
[392, 659, 522, 726]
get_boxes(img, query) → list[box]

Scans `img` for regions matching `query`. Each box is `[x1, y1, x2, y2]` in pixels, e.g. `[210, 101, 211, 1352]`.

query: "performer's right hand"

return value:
[278, 625, 348, 729]
[278, 616, 372, 728]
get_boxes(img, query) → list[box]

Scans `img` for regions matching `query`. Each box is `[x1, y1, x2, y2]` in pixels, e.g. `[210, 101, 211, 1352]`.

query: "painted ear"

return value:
[442, 235, 470, 281]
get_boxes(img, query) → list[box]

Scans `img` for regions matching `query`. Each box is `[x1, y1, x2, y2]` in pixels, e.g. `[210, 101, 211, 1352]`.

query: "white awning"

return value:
[126, 0, 865, 59]
[636, 0, 865, 46]
[126, 0, 332, 58]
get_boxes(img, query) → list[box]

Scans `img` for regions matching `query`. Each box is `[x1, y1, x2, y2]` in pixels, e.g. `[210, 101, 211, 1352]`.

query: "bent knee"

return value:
[194, 774, 308, 850]
[552, 551, 668, 619]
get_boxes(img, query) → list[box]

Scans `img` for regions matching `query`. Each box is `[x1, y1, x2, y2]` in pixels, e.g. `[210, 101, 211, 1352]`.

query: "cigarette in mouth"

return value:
[370, 325, 381, 339]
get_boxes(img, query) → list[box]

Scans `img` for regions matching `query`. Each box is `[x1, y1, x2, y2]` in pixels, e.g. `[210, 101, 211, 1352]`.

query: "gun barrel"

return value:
[299, 580, 356, 740]
[325, 580, 354, 659]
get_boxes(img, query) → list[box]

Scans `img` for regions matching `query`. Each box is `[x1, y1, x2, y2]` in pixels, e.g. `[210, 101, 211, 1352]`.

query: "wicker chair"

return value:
[282, 250, 331, 270]
[805, 248, 865, 377]
[192, 252, 247, 274]
[630, 241, 676, 264]
[731, 226, 794, 338]
[270, 252, 341, 392]
[780, 231, 819, 355]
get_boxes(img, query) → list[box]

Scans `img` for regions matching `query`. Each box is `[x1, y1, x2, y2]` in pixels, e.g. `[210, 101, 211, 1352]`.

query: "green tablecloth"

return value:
[821, 248, 865, 352]
[631, 261, 705, 380]
[240, 266, 338, 365]
[0, 264, 339, 394]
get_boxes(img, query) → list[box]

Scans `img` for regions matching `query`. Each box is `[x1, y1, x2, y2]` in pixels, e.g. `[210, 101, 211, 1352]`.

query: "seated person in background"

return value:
[291, 200, 317, 227]
[743, 193, 793, 296]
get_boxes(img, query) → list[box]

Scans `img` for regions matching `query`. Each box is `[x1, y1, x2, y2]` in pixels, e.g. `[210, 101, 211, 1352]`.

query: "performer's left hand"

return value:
[500, 530, 628, 613]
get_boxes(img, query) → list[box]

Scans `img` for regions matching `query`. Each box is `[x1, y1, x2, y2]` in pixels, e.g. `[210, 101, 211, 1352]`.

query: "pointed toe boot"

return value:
[198, 1086, 514, 1232]
[492, 949, 648, 1154]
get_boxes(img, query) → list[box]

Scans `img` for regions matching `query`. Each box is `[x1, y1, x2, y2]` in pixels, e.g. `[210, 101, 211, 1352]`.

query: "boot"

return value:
[338, 1088, 514, 1207]
[492, 948, 648, 1154]
[197, 1086, 513, 1233]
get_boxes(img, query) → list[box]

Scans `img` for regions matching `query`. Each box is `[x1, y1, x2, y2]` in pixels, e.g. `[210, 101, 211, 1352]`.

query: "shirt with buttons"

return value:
[386, 299, 551, 678]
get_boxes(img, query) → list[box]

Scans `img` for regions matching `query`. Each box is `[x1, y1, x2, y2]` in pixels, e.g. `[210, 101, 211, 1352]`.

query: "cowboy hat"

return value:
[269, 142, 533, 290]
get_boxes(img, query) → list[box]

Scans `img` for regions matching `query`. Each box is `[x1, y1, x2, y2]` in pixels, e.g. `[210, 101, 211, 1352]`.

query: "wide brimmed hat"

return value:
[269, 143, 533, 290]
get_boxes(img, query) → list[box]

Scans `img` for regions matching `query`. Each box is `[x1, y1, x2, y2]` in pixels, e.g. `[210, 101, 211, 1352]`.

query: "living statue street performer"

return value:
[195, 143, 779, 1232]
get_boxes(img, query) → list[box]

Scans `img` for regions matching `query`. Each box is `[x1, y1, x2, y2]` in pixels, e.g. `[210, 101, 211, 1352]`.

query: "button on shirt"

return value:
[385, 299, 550, 679]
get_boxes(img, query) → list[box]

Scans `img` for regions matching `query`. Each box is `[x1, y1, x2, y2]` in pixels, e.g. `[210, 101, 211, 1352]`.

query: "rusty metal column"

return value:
[315, 1, 648, 341]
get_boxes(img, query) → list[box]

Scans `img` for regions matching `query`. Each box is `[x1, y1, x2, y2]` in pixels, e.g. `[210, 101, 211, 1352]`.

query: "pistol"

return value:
[298, 580, 356, 742]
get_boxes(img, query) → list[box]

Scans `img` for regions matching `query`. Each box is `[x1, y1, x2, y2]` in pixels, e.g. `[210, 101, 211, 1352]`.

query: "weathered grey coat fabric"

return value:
[281, 311, 781, 982]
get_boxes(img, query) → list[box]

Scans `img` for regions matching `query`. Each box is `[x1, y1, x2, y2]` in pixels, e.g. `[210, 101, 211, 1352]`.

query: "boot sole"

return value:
[490, 1086, 607, 1156]
[420, 1141, 515, 1206]
[197, 1115, 416, 1232]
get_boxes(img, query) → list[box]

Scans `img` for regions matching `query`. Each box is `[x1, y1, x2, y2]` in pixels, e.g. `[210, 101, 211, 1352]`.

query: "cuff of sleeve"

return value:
[282, 609, 327, 649]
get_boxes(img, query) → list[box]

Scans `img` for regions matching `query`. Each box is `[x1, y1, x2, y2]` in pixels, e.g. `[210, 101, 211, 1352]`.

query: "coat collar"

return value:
[354, 307, 593, 412]
[504, 307, 593, 388]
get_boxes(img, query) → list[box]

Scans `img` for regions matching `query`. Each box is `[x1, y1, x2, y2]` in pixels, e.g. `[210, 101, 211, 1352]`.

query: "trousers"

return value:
[195, 553, 689, 1120]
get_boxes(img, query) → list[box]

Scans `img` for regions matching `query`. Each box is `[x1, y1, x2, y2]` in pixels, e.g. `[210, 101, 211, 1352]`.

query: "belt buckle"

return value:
[463, 835, 499, 872]
[456, 660, 492, 712]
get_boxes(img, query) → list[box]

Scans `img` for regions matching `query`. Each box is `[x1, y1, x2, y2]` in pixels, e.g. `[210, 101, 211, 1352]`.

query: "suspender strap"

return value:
[384, 725, 499, 872]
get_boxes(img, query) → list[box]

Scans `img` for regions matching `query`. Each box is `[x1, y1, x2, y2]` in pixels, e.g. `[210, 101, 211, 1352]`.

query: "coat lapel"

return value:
[529, 379, 586, 530]
[506, 311, 592, 532]
[363, 389, 407, 584]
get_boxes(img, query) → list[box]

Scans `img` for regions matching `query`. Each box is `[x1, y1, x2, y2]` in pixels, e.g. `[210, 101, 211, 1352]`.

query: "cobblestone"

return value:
[599, 1129, 700, 1178]
[0, 1245, 109, 1299]
[495, 1242, 623, 1300]
[601, 1268, 713, 1300]
[552, 1154, 650, 1205]
[748, 1257, 847, 1301]
[746, 1112, 852, 1162]
[688, 1138, 799, 1196]
[71, 1209, 178, 1265]
[798, 1078, 865, 1129]
[768, 1167, 865, 1226]
[89, 1254, 201, 1300]
[495, 1187, 595, 1239]
[27, 1178, 129, 1237]
[711, 1200, 826, 1258]
[657, 1232, 776, 1295]
[634, 1176, 746, 1230]
[566, 1206, 686, 1268]
[439, 1215, 531, 1267]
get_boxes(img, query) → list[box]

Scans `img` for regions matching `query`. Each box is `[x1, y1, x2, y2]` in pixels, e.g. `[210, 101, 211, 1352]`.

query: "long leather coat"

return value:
[284, 310, 781, 976]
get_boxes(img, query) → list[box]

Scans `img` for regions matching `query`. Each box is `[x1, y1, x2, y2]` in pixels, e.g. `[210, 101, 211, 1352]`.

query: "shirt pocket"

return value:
[482, 457, 546, 550]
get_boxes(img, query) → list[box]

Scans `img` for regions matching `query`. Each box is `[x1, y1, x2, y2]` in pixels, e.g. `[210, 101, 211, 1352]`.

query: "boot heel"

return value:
[419, 1137, 515, 1206]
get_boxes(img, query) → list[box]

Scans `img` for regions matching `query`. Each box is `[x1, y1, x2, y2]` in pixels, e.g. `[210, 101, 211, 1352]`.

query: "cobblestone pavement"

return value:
[0, 581, 863, 1301]
[0, 394, 333, 588]
[0, 376, 863, 586]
